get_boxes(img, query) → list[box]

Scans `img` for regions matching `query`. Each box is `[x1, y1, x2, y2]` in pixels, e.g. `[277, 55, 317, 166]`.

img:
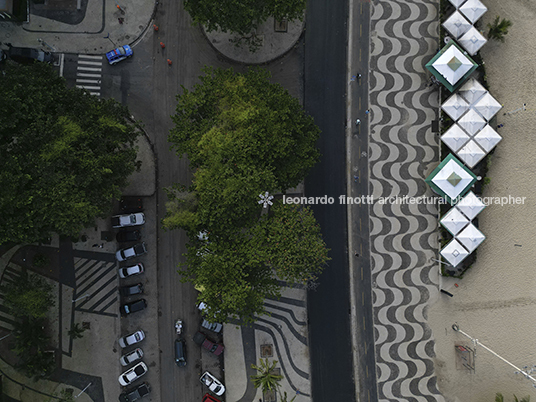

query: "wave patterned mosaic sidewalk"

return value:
[369, 1, 445, 400]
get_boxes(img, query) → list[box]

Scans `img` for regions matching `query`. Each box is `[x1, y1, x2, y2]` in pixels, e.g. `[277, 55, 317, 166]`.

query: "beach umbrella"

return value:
[456, 223, 485, 252]
[457, 140, 486, 168]
[458, 109, 486, 135]
[458, 27, 487, 56]
[460, 0, 487, 24]
[473, 92, 502, 120]
[473, 125, 502, 152]
[442, 93, 469, 121]
[458, 78, 487, 105]
[456, 191, 486, 219]
[441, 207, 470, 236]
[443, 11, 472, 39]
[442, 124, 470, 152]
[440, 239, 470, 267]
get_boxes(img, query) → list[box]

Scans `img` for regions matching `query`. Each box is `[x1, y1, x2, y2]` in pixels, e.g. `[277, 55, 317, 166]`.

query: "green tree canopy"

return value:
[184, 0, 306, 35]
[487, 16, 513, 42]
[2, 271, 54, 319]
[167, 67, 328, 323]
[0, 62, 140, 244]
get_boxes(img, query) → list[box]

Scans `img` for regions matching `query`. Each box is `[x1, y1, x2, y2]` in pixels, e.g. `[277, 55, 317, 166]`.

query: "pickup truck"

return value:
[118, 382, 150, 402]
[111, 213, 145, 228]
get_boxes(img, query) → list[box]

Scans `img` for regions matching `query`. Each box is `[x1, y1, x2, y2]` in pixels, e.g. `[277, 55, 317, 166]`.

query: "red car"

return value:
[202, 392, 221, 402]
[194, 331, 224, 356]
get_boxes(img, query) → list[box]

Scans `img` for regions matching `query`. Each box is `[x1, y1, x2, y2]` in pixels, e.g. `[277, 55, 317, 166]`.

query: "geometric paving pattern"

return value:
[370, 1, 445, 400]
[72, 256, 118, 317]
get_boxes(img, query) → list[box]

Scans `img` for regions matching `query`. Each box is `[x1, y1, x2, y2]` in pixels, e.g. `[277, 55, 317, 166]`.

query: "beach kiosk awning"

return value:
[441, 239, 470, 267]
[442, 124, 470, 153]
[457, 140, 487, 168]
[425, 153, 478, 204]
[456, 191, 486, 219]
[425, 41, 478, 92]
[460, 0, 487, 24]
[473, 92, 502, 120]
[441, 207, 470, 236]
[458, 108, 486, 135]
[458, 26, 487, 56]
[448, 0, 468, 8]
[458, 78, 487, 105]
[443, 11, 472, 39]
[473, 125, 502, 152]
[456, 223, 485, 252]
[442, 93, 469, 121]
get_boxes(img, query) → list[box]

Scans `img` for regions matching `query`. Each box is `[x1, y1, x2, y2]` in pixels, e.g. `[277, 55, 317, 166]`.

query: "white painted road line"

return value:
[76, 85, 101, 90]
[77, 66, 102, 72]
[76, 79, 100, 84]
[78, 60, 103, 66]
[89, 92, 101, 96]
[78, 54, 103, 60]
[77, 73, 101, 78]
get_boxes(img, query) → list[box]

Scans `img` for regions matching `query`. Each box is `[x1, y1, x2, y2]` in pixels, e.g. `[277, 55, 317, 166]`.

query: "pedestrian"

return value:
[365, 109, 370, 115]
[99, 244, 104, 248]
[354, 251, 359, 257]
[167, 59, 172, 65]
[357, 73, 362, 79]
[160, 42, 165, 49]
[354, 175, 359, 182]
[92, 244, 99, 248]
[153, 24, 159, 31]
[118, 17, 124, 24]
[497, 123, 504, 129]
[355, 118, 361, 127]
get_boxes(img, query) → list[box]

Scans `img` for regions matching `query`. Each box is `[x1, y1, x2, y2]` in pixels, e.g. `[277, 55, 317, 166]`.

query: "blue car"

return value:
[106, 45, 132, 65]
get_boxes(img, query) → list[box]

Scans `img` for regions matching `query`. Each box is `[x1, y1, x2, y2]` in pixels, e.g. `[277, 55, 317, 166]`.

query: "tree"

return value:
[2, 271, 54, 319]
[184, 0, 306, 35]
[168, 67, 328, 323]
[0, 62, 140, 244]
[67, 323, 87, 339]
[487, 16, 512, 42]
[279, 391, 297, 402]
[250, 358, 283, 393]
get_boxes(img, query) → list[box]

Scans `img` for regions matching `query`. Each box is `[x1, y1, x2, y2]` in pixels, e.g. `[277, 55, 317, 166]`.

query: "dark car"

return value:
[120, 196, 144, 213]
[174, 339, 186, 367]
[193, 331, 224, 356]
[7, 46, 54, 64]
[120, 283, 144, 297]
[117, 230, 142, 243]
[119, 382, 151, 402]
[116, 242, 147, 262]
[120, 299, 147, 316]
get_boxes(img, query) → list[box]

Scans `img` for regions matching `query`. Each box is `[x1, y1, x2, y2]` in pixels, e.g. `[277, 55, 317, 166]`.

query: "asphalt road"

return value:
[303, 0, 357, 401]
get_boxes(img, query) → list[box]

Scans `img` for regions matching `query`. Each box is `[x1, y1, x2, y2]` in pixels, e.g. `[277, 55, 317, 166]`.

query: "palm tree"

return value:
[67, 323, 86, 339]
[250, 358, 283, 393]
[487, 16, 513, 42]
[496, 392, 530, 402]
[279, 391, 297, 402]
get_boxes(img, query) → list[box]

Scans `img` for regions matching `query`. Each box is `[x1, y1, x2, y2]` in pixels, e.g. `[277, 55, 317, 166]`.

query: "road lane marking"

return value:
[77, 66, 102, 72]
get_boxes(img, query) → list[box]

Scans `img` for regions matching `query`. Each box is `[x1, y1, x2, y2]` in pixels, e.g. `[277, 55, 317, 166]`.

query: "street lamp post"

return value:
[72, 294, 90, 303]
[74, 382, 92, 398]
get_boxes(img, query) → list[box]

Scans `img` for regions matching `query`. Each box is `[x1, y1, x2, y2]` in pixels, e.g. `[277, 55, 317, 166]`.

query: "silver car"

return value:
[120, 348, 144, 366]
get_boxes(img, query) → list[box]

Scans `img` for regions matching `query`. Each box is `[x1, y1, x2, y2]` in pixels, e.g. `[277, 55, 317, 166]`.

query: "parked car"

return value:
[118, 361, 148, 386]
[201, 319, 223, 334]
[193, 331, 224, 356]
[7, 46, 54, 64]
[121, 299, 147, 316]
[174, 339, 186, 367]
[120, 283, 144, 297]
[199, 371, 225, 396]
[120, 348, 144, 366]
[117, 230, 142, 243]
[111, 213, 145, 228]
[119, 382, 151, 402]
[116, 243, 147, 262]
[202, 393, 222, 402]
[118, 263, 144, 279]
[120, 196, 143, 213]
[106, 44, 133, 65]
[119, 330, 145, 348]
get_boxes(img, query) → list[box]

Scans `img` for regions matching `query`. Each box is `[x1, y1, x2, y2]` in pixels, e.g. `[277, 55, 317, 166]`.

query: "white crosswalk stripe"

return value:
[76, 54, 103, 96]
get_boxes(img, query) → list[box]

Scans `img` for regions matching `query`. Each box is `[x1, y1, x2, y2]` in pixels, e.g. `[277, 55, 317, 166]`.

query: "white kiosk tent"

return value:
[473, 125, 502, 153]
[473, 92, 502, 120]
[459, 0, 487, 24]
[456, 223, 486, 252]
[448, 0, 468, 8]
[441, 239, 470, 267]
[457, 140, 487, 168]
[441, 124, 470, 153]
[458, 26, 487, 56]
[458, 108, 486, 136]
[442, 93, 470, 121]
[456, 191, 486, 220]
[441, 207, 470, 236]
[443, 11, 472, 39]
[458, 78, 487, 105]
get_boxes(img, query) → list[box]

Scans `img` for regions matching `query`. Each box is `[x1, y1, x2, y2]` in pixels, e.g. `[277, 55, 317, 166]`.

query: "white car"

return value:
[111, 213, 145, 228]
[118, 361, 148, 386]
[120, 348, 144, 366]
[118, 263, 144, 279]
[116, 243, 147, 262]
[118, 330, 145, 348]
[200, 371, 225, 396]
[201, 319, 223, 334]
